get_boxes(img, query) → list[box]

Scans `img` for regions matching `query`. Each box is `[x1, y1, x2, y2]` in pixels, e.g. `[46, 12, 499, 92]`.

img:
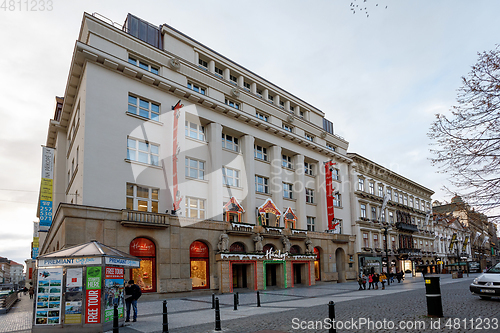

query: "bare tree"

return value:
[429, 46, 500, 218]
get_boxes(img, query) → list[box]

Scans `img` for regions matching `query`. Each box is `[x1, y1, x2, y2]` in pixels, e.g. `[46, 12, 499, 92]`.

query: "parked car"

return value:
[469, 263, 500, 299]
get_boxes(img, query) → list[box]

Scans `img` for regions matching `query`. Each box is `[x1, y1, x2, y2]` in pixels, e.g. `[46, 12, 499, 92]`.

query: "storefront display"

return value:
[35, 268, 63, 325]
[130, 238, 156, 292]
[190, 241, 209, 289]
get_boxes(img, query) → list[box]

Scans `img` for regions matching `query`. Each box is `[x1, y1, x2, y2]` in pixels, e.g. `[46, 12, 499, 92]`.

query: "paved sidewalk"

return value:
[0, 293, 33, 333]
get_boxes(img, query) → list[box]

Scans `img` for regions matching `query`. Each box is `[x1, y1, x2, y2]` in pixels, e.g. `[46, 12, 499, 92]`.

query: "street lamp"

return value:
[383, 225, 392, 286]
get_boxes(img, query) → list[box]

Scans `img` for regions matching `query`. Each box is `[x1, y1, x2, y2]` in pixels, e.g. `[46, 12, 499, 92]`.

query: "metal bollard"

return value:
[215, 297, 221, 331]
[234, 293, 238, 310]
[113, 304, 119, 333]
[328, 301, 336, 333]
[212, 293, 215, 309]
[425, 276, 443, 317]
[257, 291, 261, 307]
[236, 292, 239, 305]
[162, 300, 169, 333]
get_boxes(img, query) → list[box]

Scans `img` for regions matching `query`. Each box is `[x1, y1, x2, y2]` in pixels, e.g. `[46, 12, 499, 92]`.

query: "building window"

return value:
[126, 183, 159, 213]
[260, 212, 271, 226]
[222, 167, 240, 187]
[185, 157, 205, 180]
[279, 100, 285, 109]
[307, 217, 315, 232]
[391, 236, 396, 250]
[331, 168, 339, 181]
[282, 124, 293, 132]
[305, 133, 314, 142]
[369, 182, 374, 194]
[360, 204, 366, 218]
[225, 98, 240, 110]
[299, 110, 304, 118]
[268, 94, 274, 104]
[256, 111, 268, 122]
[333, 193, 341, 207]
[187, 82, 206, 95]
[378, 185, 383, 197]
[128, 56, 159, 75]
[290, 105, 295, 112]
[403, 195, 408, 206]
[222, 133, 239, 152]
[282, 155, 292, 169]
[326, 143, 335, 151]
[416, 200, 420, 210]
[283, 183, 293, 199]
[409, 197, 413, 207]
[127, 137, 159, 166]
[381, 210, 386, 222]
[363, 233, 369, 247]
[371, 206, 377, 219]
[306, 188, 314, 203]
[304, 162, 313, 176]
[387, 188, 392, 200]
[243, 81, 251, 91]
[229, 74, 237, 85]
[198, 58, 208, 69]
[254, 145, 268, 161]
[373, 234, 379, 248]
[358, 178, 364, 191]
[214, 66, 223, 78]
[128, 95, 160, 121]
[186, 197, 205, 219]
[255, 176, 269, 194]
[256, 89, 263, 98]
[185, 121, 205, 141]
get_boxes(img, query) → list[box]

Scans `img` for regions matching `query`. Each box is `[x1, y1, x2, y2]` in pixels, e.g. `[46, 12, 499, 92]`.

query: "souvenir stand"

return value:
[33, 240, 141, 333]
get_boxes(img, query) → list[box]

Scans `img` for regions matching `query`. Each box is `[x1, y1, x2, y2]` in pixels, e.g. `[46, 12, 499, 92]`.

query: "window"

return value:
[198, 58, 208, 69]
[187, 82, 206, 95]
[282, 155, 292, 169]
[279, 100, 285, 109]
[383, 235, 387, 249]
[387, 188, 392, 200]
[331, 168, 339, 181]
[305, 133, 314, 142]
[299, 110, 304, 118]
[416, 200, 420, 210]
[282, 124, 293, 132]
[391, 236, 396, 250]
[243, 81, 251, 91]
[360, 204, 366, 218]
[229, 74, 238, 85]
[255, 176, 269, 194]
[358, 178, 364, 191]
[128, 56, 159, 75]
[185, 121, 205, 141]
[363, 233, 369, 247]
[381, 210, 386, 222]
[409, 197, 413, 207]
[403, 195, 408, 206]
[127, 137, 159, 166]
[214, 66, 223, 78]
[304, 162, 313, 176]
[283, 183, 293, 199]
[268, 94, 274, 104]
[256, 112, 268, 122]
[126, 183, 159, 213]
[256, 89, 263, 98]
[222, 167, 240, 187]
[369, 182, 374, 194]
[185, 157, 205, 180]
[290, 106, 295, 112]
[128, 95, 160, 121]
[222, 133, 239, 152]
[261, 212, 271, 226]
[373, 234, 379, 248]
[333, 193, 341, 207]
[326, 143, 335, 151]
[186, 197, 205, 219]
[306, 188, 314, 203]
[254, 145, 268, 161]
[378, 185, 383, 197]
[371, 206, 377, 219]
[307, 217, 315, 232]
[225, 98, 240, 110]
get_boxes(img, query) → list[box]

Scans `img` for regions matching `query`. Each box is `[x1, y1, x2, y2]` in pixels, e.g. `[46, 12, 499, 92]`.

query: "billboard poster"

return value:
[85, 267, 102, 324]
[35, 268, 63, 325]
[65, 268, 83, 324]
[324, 160, 336, 230]
[32, 222, 39, 259]
[39, 146, 54, 229]
[104, 267, 125, 322]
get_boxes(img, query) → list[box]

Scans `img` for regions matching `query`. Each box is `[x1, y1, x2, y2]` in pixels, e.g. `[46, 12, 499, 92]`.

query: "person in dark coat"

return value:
[125, 280, 142, 322]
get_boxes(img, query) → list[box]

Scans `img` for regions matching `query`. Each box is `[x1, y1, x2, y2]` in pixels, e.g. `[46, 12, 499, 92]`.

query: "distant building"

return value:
[9, 261, 24, 287]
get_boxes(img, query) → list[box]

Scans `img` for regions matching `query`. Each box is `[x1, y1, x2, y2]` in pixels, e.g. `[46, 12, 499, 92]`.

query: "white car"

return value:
[470, 263, 500, 299]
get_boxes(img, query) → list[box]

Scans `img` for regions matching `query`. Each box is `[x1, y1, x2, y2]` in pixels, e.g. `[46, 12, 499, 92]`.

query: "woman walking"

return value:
[368, 273, 374, 290]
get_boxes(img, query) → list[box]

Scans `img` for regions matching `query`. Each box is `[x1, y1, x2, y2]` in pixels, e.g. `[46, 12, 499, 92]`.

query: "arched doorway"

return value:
[190, 241, 209, 289]
[335, 248, 346, 283]
[314, 247, 321, 281]
[130, 237, 156, 292]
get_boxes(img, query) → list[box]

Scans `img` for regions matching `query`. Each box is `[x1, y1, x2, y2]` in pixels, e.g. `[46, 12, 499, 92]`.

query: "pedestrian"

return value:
[23, 287, 28, 295]
[358, 274, 364, 290]
[380, 273, 387, 290]
[125, 280, 142, 322]
[374, 273, 379, 290]
[396, 270, 402, 283]
[28, 286, 34, 299]
[368, 273, 374, 290]
[389, 272, 394, 284]
[362, 274, 367, 290]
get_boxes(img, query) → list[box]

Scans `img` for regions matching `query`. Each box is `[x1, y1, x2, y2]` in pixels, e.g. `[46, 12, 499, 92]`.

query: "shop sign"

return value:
[265, 249, 288, 260]
[324, 160, 337, 230]
[190, 241, 209, 258]
[105, 257, 140, 268]
[85, 267, 101, 324]
[130, 238, 155, 257]
[35, 268, 63, 325]
[38, 257, 101, 267]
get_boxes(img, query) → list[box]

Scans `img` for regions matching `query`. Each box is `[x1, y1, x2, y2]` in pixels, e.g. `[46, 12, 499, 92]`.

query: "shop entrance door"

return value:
[293, 263, 304, 285]
[266, 264, 277, 287]
[232, 264, 248, 289]
[190, 241, 209, 289]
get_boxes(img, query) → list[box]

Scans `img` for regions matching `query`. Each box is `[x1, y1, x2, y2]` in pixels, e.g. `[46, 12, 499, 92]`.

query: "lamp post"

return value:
[383, 225, 391, 286]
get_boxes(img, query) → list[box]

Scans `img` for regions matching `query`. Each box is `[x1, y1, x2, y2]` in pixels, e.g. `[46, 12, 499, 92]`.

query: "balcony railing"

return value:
[121, 210, 169, 227]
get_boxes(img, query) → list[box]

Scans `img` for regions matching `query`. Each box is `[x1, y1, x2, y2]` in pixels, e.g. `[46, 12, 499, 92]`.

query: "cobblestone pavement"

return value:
[0, 293, 32, 333]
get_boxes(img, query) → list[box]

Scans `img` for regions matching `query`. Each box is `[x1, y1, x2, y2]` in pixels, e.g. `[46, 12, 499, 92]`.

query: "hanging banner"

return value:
[32, 222, 40, 259]
[462, 236, 469, 252]
[39, 146, 54, 229]
[85, 267, 102, 324]
[35, 268, 63, 325]
[104, 267, 125, 322]
[324, 160, 336, 230]
[172, 100, 184, 214]
[449, 233, 457, 251]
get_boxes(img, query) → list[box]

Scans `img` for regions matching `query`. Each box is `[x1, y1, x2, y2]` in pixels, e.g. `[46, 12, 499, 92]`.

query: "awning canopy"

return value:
[257, 198, 282, 217]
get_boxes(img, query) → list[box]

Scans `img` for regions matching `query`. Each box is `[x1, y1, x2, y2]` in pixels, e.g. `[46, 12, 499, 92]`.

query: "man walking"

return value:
[125, 280, 142, 322]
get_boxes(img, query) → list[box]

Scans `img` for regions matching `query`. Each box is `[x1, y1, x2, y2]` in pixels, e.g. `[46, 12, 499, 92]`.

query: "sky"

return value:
[1, 0, 500, 267]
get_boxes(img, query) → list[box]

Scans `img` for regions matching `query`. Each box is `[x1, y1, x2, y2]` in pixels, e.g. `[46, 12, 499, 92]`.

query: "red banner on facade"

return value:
[172, 100, 184, 213]
[105, 267, 124, 279]
[325, 161, 336, 230]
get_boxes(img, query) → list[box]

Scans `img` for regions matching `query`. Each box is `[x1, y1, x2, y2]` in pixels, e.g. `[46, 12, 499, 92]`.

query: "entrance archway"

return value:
[130, 237, 156, 292]
[190, 241, 209, 289]
[335, 248, 346, 283]
[314, 247, 321, 281]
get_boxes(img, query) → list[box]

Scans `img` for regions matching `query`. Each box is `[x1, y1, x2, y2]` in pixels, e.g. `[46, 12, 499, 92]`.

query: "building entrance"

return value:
[293, 263, 306, 285]
[232, 264, 248, 289]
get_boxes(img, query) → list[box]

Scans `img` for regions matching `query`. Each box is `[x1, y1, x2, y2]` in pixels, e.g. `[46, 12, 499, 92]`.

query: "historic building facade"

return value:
[36, 13, 357, 294]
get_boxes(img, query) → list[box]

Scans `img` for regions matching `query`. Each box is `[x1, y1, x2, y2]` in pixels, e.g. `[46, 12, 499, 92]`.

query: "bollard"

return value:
[257, 291, 261, 307]
[425, 276, 443, 317]
[215, 297, 222, 331]
[162, 300, 169, 333]
[212, 293, 215, 309]
[233, 293, 238, 310]
[328, 301, 336, 333]
[237, 292, 239, 305]
[113, 304, 119, 333]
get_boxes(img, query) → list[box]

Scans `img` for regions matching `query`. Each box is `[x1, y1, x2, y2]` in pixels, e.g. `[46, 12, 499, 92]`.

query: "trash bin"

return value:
[425, 276, 443, 317]
[457, 270, 463, 278]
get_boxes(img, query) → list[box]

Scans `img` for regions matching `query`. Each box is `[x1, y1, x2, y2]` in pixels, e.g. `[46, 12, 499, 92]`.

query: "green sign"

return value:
[86, 267, 102, 290]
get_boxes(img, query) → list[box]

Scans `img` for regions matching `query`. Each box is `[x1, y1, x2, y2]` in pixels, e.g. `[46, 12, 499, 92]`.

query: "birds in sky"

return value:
[350, 0, 388, 17]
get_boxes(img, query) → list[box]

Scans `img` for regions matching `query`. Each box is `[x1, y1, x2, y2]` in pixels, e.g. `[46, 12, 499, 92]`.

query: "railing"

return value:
[263, 226, 283, 235]
[121, 210, 169, 226]
[230, 222, 254, 232]
[0, 292, 18, 314]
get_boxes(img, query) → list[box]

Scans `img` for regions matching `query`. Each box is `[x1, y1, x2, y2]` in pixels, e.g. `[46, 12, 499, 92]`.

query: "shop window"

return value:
[314, 247, 321, 281]
[130, 237, 156, 292]
[190, 241, 209, 289]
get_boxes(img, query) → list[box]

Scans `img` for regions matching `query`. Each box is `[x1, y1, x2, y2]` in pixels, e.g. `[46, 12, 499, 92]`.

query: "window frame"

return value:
[304, 162, 314, 176]
[282, 124, 293, 132]
[128, 56, 159, 75]
[222, 133, 239, 152]
[256, 112, 268, 122]
[307, 217, 315, 232]
[222, 166, 240, 187]
[185, 121, 205, 141]
[282, 154, 293, 169]
[255, 175, 269, 194]
[225, 98, 240, 110]
[360, 204, 367, 218]
[185, 157, 205, 180]
[358, 178, 365, 191]
[128, 94, 160, 121]
[127, 137, 160, 166]
[283, 182, 293, 199]
[306, 188, 314, 204]
[187, 82, 206, 95]
[254, 145, 268, 161]
[185, 197, 206, 219]
[126, 183, 159, 213]
[305, 133, 314, 142]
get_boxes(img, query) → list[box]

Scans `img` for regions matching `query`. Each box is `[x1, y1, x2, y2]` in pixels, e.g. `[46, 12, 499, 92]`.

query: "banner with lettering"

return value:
[324, 160, 336, 230]
[35, 268, 63, 325]
[85, 267, 102, 324]
[39, 146, 54, 229]
[104, 267, 125, 322]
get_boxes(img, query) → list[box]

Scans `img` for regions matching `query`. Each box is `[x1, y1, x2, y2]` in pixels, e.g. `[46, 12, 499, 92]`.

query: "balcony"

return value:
[395, 222, 419, 233]
[121, 210, 169, 228]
